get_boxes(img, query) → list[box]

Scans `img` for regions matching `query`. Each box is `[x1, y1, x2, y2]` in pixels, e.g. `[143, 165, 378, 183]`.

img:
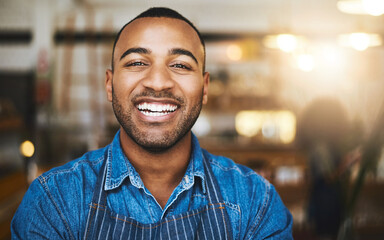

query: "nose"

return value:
[141, 64, 175, 92]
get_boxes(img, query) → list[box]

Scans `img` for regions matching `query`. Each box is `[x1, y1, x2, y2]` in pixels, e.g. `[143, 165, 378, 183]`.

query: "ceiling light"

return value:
[263, 34, 305, 53]
[276, 34, 298, 53]
[337, 0, 384, 16]
[338, 32, 382, 51]
[362, 0, 384, 16]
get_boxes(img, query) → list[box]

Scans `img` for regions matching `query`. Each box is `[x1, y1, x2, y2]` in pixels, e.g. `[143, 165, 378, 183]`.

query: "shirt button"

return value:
[184, 176, 189, 184]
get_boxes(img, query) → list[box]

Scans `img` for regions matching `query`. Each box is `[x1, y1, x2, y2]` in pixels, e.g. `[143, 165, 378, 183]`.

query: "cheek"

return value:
[113, 73, 141, 94]
[176, 75, 204, 95]
[182, 85, 204, 105]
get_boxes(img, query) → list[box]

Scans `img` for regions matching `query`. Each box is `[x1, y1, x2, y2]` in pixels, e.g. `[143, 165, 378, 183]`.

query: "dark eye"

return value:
[171, 63, 191, 70]
[126, 61, 147, 67]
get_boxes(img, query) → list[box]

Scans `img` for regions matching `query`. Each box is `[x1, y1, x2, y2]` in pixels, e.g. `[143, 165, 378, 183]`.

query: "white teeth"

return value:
[137, 102, 178, 116]
[141, 111, 168, 117]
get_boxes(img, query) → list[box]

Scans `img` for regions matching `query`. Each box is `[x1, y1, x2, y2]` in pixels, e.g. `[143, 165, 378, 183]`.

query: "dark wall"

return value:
[0, 71, 35, 131]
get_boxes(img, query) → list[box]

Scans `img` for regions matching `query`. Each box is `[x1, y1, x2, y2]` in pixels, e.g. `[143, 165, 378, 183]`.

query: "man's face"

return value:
[105, 17, 209, 152]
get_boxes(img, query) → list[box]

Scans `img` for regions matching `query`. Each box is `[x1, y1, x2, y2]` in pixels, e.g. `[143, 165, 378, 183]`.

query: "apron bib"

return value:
[83, 154, 233, 240]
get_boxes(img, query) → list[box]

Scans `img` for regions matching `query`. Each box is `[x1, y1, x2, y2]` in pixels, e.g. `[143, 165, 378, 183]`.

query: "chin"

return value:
[135, 138, 177, 153]
[128, 129, 190, 154]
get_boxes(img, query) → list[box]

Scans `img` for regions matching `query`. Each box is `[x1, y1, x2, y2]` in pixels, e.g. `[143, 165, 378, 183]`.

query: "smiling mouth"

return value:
[137, 102, 178, 117]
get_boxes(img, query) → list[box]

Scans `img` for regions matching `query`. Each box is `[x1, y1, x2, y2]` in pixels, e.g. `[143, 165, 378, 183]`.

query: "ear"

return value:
[202, 72, 210, 105]
[105, 69, 113, 102]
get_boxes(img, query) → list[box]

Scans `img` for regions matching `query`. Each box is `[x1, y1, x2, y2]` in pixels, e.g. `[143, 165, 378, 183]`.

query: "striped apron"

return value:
[83, 155, 233, 239]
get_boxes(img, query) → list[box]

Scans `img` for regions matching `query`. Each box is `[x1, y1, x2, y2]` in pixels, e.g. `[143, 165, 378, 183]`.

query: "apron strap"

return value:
[91, 157, 108, 206]
[202, 152, 226, 203]
[83, 158, 108, 240]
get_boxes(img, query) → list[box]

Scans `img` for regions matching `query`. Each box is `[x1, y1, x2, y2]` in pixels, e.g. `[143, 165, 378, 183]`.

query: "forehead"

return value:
[115, 17, 204, 60]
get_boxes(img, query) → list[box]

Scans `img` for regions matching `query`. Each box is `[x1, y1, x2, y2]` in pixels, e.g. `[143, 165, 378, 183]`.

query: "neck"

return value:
[119, 129, 192, 208]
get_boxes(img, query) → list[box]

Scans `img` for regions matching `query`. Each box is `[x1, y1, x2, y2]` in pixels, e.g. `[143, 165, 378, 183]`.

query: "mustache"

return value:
[131, 89, 185, 104]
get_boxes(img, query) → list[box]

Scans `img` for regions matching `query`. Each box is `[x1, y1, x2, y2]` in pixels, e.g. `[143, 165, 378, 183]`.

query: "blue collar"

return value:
[104, 130, 206, 193]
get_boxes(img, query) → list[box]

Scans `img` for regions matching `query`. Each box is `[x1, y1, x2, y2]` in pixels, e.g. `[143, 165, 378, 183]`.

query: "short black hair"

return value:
[111, 7, 206, 73]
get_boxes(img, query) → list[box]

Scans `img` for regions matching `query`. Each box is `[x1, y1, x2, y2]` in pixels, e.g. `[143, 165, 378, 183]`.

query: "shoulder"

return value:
[202, 149, 272, 218]
[12, 145, 109, 239]
[203, 149, 269, 193]
[203, 149, 293, 239]
[39, 145, 108, 188]
[42, 146, 107, 179]
[35, 145, 109, 212]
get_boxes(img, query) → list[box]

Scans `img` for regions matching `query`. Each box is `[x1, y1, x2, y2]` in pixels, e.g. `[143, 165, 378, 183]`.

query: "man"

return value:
[12, 7, 293, 239]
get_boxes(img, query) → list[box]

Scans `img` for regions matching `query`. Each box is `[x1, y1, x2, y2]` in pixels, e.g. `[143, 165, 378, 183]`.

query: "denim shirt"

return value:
[11, 131, 293, 239]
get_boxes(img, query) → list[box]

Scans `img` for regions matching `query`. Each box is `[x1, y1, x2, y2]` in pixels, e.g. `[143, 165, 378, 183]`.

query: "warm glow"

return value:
[337, 0, 366, 14]
[313, 45, 347, 72]
[277, 111, 296, 144]
[235, 111, 263, 137]
[297, 54, 315, 72]
[262, 120, 276, 138]
[263, 34, 305, 53]
[226, 44, 243, 61]
[20, 140, 35, 157]
[350, 33, 370, 51]
[338, 32, 382, 51]
[320, 46, 342, 65]
[235, 110, 296, 143]
[337, 0, 384, 16]
[362, 0, 384, 16]
[276, 34, 298, 53]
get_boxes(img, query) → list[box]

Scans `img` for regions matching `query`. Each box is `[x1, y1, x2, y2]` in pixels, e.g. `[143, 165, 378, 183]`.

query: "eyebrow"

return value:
[169, 48, 198, 64]
[119, 47, 198, 65]
[120, 47, 151, 61]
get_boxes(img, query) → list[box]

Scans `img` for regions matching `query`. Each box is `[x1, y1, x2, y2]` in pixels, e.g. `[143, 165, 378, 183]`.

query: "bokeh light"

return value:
[236, 110, 296, 143]
[226, 44, 243, 61]
[362, 0, 384, 16]
[20, 140, 35, 158]
[276, 34, 298, 53]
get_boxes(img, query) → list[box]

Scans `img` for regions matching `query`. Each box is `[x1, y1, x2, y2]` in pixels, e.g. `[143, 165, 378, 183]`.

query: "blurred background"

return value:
[1, 0, 384, 239]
